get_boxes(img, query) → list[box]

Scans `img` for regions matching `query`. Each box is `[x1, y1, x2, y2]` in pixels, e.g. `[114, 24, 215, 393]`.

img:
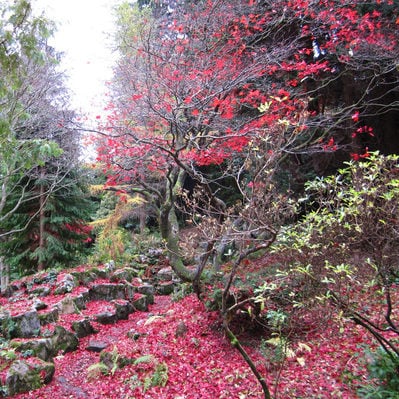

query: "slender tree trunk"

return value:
[0, 257, 9, 293]
[38, 167, 46, 271]
[139, 202, 146, 234]
[223, 320, 272, 399]
[222, 248, 275, 399]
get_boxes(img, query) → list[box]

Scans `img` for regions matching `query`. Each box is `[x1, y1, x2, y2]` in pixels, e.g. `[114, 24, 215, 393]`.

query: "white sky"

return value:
[32, 0, 122, 115]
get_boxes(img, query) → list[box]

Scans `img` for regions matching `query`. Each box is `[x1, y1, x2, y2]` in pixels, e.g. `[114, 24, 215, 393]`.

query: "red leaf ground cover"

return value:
[9, 291, 375, 399]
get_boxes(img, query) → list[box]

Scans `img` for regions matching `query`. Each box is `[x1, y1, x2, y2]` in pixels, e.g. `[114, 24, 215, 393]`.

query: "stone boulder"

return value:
[156, 281, 175, 296]
[51, 326, 78, 354]
[1, 284, 20, 298]
[38, 308, 59, 326]
[88, 267, 108, 279]
[54, 273, 76, 295]
[71, 318, 97, 338]
[70, 270, 98, 285]
[157, 267, 174, 281]
[10, 338, 54, 362]
[136, 284, 155, 304]
[100, 348, 131, 370]
[95, 311, 117, 325]
[28, 286, 51, 297]
[6, 359, 55, 396]
[32, 299, 47, 311]
[73, 292, 89, 310]
[124, 282, 136, 301]
[54, 296, 79, 315]
[132, 294, 148, 312]
[112, 300, 134, 320]
[110, 267, 137, 283]
[86, 340, 108, 353]
[0, 310, 41, 339]
[104, 260, 115, 273]
[126, 329, 142, 340]
[89, 283, 127, 301]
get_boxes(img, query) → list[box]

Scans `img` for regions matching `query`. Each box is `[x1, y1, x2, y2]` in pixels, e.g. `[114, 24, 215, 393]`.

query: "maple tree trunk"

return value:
[221, 245, 276, 399]
[161, 203, 195, 282]
[223, 320, 272, 399]
[160, 169, 195, 282]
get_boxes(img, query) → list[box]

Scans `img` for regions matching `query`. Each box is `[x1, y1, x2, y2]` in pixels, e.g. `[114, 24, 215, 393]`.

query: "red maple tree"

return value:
[94, 1, 399, 396]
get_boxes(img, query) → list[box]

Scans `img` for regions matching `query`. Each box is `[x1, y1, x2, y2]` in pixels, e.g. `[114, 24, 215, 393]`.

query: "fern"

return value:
[87, 362, 109, 380]
[133, 354, 155, 365]
[143, 362, 168, 392]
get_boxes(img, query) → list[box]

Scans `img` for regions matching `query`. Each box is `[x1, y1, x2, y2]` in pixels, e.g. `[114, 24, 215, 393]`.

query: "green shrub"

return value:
[358, 347, 399, 399]
[270, 152, 399, 309]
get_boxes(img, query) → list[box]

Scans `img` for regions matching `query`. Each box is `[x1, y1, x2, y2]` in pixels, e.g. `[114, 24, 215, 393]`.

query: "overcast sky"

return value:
[32, 0, 122, 115]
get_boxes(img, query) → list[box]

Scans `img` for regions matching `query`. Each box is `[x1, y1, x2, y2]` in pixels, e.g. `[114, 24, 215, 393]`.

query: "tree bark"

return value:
[38, 167, 46, 271]
[0, 257, 9, 293]
[159, 169, 195, 282]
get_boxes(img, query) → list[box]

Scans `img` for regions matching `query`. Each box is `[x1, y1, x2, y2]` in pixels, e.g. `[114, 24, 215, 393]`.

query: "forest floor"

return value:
[8, 287, 374, 399]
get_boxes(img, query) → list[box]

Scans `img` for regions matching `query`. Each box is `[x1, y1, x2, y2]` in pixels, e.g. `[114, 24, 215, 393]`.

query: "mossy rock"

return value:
[28, 286, 51, 297]
[156, 281, 175, 296]
[6, 359, 55, 396]
[71, 319, 97, 338]
[136, 284, 155, 304]
[54, 274, 77, 295]
[70, 270, 98, 285]
[1, 310, 41, 339]
[132, 294, 148, 312]
[38, 308, 59, 326]
[51, 326, 78, 354]
[73, 292, 89, 311]
[100, 348, 132, 370]
[88, 267, 108, 279]
[89, 283, 127, 301]
[110, 267, 137, 283]
[112, 300, 134, 320]
[10, 338, 55, 362]
[1, 284, 20, 298]
[54, 296, 80, 315]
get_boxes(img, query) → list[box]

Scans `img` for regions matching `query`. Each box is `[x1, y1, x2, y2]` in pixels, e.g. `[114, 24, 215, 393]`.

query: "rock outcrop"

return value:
[0, 260, 182, 396]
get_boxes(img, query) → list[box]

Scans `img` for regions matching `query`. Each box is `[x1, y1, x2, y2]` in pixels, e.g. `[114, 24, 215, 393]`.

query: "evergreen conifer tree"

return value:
[0, 166, 95, 276]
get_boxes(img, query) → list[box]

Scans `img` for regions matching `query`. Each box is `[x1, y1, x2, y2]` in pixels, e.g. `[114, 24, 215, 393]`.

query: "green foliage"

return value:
[90, 191, 160, 265]
[266, 309, 288, 332]
[0, 167, 95, 275]
[260, 336, 294, 366]
[0, 315, 17, 340]
[266, 152, 399, 390]
[133, 354, 155, 366]
[358, 348, 399, 399]
[87, 362, 110, 380]
[143, 361, 168, 391]
[171, 282, 193, 302]
[259, 309, 293, 365]
[0, 0, 60, 228]
[125, 355, 168, 393]
[272, 152, 399, 304]
[87, 346, 132, 380]
[90, 226, 131, 264]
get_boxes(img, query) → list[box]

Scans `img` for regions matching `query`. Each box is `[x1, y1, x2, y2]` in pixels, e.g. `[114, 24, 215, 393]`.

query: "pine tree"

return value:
[0, 166, 95, 276]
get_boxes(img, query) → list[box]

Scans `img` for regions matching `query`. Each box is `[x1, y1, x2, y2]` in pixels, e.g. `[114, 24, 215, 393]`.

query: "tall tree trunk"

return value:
[0, 257, 9, 293]
[38, 167, 46, 271]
